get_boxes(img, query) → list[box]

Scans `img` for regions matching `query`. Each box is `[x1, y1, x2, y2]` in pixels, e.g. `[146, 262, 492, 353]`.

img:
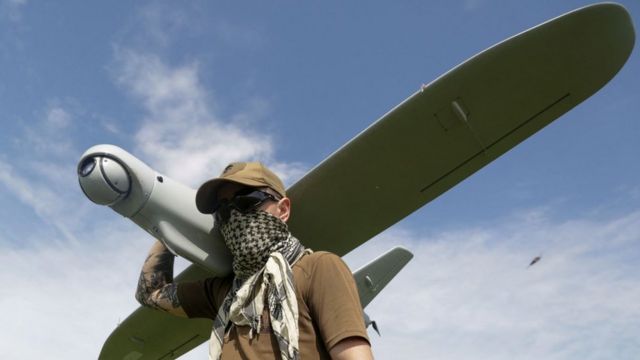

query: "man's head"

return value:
[197, 162, 294, 278]
[195, 162, 290, 223]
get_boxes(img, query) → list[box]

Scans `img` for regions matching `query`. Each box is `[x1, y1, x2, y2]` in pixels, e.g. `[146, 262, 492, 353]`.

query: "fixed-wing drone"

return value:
[77, 3, 634, 359]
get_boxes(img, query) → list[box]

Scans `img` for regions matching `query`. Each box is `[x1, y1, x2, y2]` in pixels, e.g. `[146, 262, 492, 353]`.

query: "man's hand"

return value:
[135, 241, 187, 317]
[329, 337, 374, 360]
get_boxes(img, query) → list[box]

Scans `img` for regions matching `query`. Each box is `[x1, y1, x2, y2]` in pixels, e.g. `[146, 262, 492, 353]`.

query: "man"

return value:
[136, 162, 373, 360]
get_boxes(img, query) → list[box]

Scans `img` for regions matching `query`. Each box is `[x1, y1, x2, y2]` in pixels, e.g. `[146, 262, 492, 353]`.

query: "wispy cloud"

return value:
[111, 47, 307, 187]
[0, 101, 89, 244]
[132, 2, 263, 52]
[349, 210, 640, 359]
[20, 102, 77, 159]
[107, 1, 308, 188]
[45, 106, 72, 128]
[0, 0, 27, 23]
[0, 160, 78, 243]
[136, 2, 190, 48]
[0, 224, 150, 359]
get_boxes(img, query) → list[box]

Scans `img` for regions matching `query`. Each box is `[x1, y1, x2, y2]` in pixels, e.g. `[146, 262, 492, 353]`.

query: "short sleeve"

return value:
[177, 276, 231, 319]
[306, 252, 370, 351]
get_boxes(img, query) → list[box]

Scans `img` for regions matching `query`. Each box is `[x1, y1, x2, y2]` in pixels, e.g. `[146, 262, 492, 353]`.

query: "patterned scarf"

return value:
[209, 209, 309, 360]
[220, 209, 303, 280]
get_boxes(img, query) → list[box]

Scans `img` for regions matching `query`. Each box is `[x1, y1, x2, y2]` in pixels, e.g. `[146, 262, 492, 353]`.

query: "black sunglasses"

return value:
[214, 189, 280, 224]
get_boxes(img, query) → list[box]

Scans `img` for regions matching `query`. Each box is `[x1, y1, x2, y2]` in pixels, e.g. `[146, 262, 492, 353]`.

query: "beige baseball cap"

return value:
[195, 162, 286, 214]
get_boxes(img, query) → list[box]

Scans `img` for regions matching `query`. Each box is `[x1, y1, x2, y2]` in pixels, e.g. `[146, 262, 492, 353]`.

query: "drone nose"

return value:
[77, 156, 131, 205]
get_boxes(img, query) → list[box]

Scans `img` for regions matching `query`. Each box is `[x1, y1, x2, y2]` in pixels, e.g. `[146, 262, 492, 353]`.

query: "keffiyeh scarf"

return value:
[209, 209, 310, 360]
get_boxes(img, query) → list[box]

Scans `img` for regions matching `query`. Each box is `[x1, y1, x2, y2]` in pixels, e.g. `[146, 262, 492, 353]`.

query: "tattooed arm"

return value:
[135, 240, 187, 317]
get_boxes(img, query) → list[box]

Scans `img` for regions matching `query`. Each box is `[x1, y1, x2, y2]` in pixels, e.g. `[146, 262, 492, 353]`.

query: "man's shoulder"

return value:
[294, 251, 348, 276]
[297, 250, 341, 265]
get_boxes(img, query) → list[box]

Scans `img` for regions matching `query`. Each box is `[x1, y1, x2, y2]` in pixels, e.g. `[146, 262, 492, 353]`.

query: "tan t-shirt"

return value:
[177, 251, 369, 360]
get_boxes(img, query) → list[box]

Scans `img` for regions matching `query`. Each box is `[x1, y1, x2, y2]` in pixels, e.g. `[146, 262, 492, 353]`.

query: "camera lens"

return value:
[79, 157, 96, 177]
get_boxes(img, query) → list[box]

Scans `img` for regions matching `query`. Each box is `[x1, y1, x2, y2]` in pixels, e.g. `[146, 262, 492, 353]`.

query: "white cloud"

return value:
[100, 118, 121, 135]
[132, 2, 263, 52]
[15, 101, 79, 159]
[112, 48, 295, 188]
[46, 106, 71, 128]
[108, 2, 302, 189]
[268, 161, 310, 188]
[137, 3, 189, 48]
[0, 158, 79, 243]
[347, 210, 640, 360]
[0, 100, 93, 244]
[0, 224, 149, 359]
[1, 0, 27, 23]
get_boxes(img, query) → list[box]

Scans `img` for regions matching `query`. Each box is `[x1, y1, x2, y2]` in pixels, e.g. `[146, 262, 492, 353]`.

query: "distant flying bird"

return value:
[528, 255, 542, 268]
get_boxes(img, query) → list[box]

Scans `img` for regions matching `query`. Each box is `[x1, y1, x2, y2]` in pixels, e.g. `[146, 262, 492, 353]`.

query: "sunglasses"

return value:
[214, 189, 280, 224]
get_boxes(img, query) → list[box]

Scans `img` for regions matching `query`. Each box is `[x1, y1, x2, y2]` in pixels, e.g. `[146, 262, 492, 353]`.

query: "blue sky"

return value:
[1, 1, 639, 359]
